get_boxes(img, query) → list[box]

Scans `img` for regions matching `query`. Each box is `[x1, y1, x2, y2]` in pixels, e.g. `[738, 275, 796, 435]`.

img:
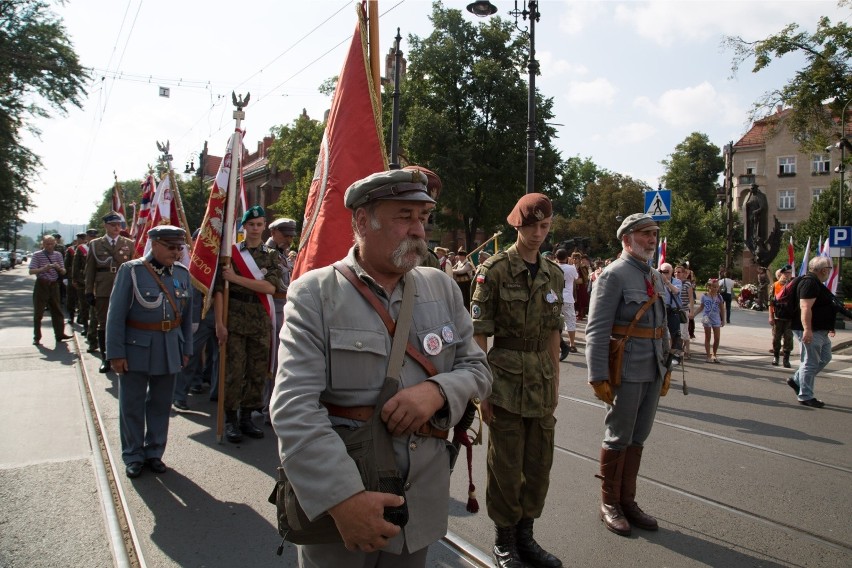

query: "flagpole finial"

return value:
[232, 92, 250, 120]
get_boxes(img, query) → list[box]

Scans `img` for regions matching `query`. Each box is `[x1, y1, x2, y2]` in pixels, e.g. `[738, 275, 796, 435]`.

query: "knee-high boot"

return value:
[596, 448, 631, 536]
[493, 525, 526, 568]
[620, 445, 658, 531]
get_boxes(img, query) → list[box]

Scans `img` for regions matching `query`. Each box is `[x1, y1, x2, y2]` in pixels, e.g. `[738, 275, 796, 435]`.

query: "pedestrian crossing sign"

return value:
[645, 189, 671, 221]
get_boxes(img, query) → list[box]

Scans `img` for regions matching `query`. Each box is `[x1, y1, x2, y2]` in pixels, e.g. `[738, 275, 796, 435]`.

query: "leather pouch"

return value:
[608, 337, 627, 388]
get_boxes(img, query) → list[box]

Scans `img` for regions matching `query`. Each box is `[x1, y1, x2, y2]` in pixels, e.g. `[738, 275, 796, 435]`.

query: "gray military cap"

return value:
[269, 218, 297, 236]
[147, 224, 186, 243]
[102, 211, 123, 224]
[617, 213, 660, 239]
[344, 169, 436, 210]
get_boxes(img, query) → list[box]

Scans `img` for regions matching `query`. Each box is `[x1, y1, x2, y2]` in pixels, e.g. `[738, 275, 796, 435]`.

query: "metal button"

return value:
[409, 441, 417, 451]
[354, 341, 363, 349]
[404, 482, 411, 491]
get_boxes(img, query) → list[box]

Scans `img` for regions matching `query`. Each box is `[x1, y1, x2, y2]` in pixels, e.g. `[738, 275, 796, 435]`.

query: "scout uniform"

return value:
[106, 225, 193, 478]
[470, 193, 564, 568]
[216, 205, 282, 442]
[85, 212, 134, 372]
[585, 213, 669, 537]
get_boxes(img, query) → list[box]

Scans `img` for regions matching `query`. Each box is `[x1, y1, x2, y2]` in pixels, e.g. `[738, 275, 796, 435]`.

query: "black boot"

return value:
[225, 412, 242, 443]
[771, 352, 779, 366]
[239, 408, 264, 439]
[782, 353, 791, 368]
[493, 526, 527, 568]
[97, 330, 110, 372]
[516, 518, 562, 567]
[559, 340, 569, 362]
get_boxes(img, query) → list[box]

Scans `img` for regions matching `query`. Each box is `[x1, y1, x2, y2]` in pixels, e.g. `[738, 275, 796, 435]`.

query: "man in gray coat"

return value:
[271, 169, 492, 567]
[585, 213, 670, 537]
[106, 225, 194, 479]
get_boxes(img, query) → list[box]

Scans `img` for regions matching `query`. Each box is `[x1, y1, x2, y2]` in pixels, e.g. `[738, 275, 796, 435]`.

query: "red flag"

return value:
[787, 236, 795, 274]
[190, 130, 242, 314]
[112, 181, 126, 226]
[291, 3, 387, 280]
[135, 176, 182, 258]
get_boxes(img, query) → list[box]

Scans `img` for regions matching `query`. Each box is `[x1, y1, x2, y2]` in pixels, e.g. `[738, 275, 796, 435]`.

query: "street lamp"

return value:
[467, 0, 540, 194]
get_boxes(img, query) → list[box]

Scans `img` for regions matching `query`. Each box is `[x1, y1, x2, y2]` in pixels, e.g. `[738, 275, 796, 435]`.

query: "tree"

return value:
[660, 132, 725, 209]
[394, 1, 562, 248]
[724, 4, 852, 151]
[87, 179, 143, 231]
[268, 112, 325, 234]
[0, 0, 88, 243]
[553, 155, 609, 218]
[563, 173, 647, 258]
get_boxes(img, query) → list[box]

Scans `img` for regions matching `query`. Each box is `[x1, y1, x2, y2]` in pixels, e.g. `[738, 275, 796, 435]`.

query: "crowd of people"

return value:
[21, 167, 844, 567]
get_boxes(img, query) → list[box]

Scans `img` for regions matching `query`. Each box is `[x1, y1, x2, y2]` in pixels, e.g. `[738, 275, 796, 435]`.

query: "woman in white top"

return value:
[556, 248, 579, 359]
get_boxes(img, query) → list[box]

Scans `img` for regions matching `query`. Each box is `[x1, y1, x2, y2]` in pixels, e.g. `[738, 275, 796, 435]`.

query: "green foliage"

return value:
[391, 1, 562, 249]
[87, 179, 143, 230]
[553, 155, 609, 218]
[0, 0, 88, 245]
[563, 174, 648, 257]
[180, 174, 211, 232]
[660, 132, 725, 209]
[268, 113, 325, 232]
[724, 6, 852, 151]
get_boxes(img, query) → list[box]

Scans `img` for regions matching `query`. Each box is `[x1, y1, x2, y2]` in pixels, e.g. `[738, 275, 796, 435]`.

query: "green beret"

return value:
[506, 193, 552, 227]
[241, 205, 265, 225]
[344, 169, 436, 210]
[616, 213, 659, 239]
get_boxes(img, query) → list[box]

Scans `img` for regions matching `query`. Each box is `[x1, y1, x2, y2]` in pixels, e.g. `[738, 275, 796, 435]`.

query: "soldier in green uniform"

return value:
[75, 228, 98, 347]
[85, 212, 134, 373]
[471, 193, 564, 568]
[214, 205, 281, 443]
[65, 233, 85, 325]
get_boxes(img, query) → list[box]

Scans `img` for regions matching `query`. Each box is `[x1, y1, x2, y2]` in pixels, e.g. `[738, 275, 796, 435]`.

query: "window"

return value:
[813, 187, 825, 202]
[778, 156, 796, 176]
[778, 189, 796, 210]
[744, 160, 757, 175]
[780, 222, 794, 233]
[812, 154, 830, 174]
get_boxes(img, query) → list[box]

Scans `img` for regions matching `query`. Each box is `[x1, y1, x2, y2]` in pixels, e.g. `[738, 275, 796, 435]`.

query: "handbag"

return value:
[608, 294, 659, 388]
[269, 268, 416, 546]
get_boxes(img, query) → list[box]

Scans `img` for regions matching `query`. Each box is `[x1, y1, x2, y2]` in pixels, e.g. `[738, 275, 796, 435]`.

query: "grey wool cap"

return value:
[616, 213, 659, 239]
[269, 218, 297, 236]
[344, 169, 435, 210]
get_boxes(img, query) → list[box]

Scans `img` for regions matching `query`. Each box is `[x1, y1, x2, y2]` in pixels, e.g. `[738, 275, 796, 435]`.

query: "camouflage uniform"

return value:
[215, 242, 281, 413]
[471, 243, 564, 527]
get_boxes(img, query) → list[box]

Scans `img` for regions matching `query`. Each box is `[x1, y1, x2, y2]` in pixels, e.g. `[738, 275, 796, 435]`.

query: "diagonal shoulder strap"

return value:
[622, 294, 660, 339]
[141, 260, 180, 317]
[334, 261, 438, 377]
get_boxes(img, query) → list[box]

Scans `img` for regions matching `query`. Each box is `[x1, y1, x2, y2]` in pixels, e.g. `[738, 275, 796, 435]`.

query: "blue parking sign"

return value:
[829, 226, 852, 247]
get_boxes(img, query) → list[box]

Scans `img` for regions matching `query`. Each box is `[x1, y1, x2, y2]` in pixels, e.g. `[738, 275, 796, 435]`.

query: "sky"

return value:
[22, 0, 851, 227]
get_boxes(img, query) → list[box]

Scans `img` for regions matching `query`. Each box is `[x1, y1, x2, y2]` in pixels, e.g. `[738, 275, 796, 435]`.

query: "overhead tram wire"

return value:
[101, 0, 144, 118]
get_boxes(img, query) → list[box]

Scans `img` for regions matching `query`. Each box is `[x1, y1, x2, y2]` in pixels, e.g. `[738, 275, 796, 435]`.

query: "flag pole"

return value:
[216, 92, 249, 444]
[157, 141, 194, 248]
[367, 0, 380, 102]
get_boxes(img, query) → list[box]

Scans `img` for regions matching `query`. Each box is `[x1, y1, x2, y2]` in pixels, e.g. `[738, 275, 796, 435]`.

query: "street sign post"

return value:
[829, 226, 852, 257]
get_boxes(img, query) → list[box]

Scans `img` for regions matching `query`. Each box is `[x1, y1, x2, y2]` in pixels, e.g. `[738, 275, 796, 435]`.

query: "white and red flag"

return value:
[290, 2, 387, 280]
[788, 236, 795, 275]
[111, 179, 126, 227]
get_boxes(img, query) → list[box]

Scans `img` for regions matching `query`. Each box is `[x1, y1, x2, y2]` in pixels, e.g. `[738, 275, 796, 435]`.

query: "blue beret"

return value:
[148, 224, 186, 241]
[344, 169, 435, 210]
[102, 211, 123, 224]
[617, 213, 659, 239]
[241, 205, 265, 225]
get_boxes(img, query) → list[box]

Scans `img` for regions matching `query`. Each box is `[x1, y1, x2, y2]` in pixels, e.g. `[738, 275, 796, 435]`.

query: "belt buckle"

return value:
[110, 266, 117, 273]
[160, 320, 171, 331]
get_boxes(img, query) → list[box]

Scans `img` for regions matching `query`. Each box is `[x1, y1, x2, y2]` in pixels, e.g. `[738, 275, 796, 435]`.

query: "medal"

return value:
[441, 325, 455, 343]
[423, 333, 442, 356]
[546, 289, 558, 303]
[471, 305, 482, 318]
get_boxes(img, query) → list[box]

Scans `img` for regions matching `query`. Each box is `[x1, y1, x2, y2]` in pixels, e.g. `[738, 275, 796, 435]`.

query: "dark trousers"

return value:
[119, 371, 176, 464]
[721, 292, 733, 322]
[772, 319, 794, 355]
[32, 279, 65, 341]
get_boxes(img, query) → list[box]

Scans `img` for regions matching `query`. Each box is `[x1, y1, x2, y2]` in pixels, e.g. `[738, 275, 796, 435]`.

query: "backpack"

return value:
[773, 275, 811, 320]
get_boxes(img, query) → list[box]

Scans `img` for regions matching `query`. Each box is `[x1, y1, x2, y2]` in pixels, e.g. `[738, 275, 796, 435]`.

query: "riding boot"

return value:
[782, 353, 791, 368]
[620, 445, 658, 531]
[225, 411, 242, 443]
[98, 330, 111, 373]
[597, 448, 631, 536]
[559, 339, 569, 361]
[493, 525, 527, 568]
[771, 351, 779, 366]
[239, 408, 265, 439]
[515, 518, 562, 567]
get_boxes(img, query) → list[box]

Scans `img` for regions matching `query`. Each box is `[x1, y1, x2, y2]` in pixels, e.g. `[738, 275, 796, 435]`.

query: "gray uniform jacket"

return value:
[105, 256, 194, 375]
[585, 254, 669, 383]
[270, 247, 492, 554]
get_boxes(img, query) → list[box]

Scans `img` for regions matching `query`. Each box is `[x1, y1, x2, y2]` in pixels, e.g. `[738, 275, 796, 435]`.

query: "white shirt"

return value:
[559, 263, 578, 303]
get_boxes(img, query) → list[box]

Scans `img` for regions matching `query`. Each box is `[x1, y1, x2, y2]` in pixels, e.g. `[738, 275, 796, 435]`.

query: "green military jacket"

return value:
[470, 244, 564, 417]
[85, 235, 135, 297]
[214, 242, 282, 307]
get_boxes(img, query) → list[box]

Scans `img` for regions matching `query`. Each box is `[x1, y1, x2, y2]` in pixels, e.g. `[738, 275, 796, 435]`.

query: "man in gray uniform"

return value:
[585, 213, 670, 537]
[271, 168, 492, 567]
[106, 225, 194, 478]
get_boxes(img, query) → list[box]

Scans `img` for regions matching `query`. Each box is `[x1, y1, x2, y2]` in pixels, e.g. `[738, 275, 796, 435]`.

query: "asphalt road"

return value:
[1, 263, 850, 567]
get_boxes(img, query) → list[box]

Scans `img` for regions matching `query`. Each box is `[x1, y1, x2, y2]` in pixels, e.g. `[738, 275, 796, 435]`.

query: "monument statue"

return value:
[743, 183, 782, 267]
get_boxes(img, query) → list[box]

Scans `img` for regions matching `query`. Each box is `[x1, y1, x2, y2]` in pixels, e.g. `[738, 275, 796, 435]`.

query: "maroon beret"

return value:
[506, 193, 552, 227]
[402, 165, 442, 200]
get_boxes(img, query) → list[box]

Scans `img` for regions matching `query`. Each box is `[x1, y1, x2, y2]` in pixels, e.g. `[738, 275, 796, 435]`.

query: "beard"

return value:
[627, 235, 656, 262]
[391, 237, 428, 271]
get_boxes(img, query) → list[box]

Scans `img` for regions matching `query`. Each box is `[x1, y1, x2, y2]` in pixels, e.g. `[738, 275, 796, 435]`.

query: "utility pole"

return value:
[724, 141, 735, 273]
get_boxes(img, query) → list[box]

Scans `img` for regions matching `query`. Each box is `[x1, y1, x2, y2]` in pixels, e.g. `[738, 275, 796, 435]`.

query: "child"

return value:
[692, 278, 726, 363]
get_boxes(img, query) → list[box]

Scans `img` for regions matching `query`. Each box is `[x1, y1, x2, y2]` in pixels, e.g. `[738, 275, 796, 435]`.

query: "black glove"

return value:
[85, 293, 95, 306]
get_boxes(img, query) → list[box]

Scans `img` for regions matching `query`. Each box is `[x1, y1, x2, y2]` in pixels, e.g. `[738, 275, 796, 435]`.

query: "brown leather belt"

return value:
[611, 325, 665, 339]
[127, 317, 183, 332]
[97, 267, 117, 273]
[230, 291, 261, 304]
[272, 292, 287, 300]
[493, 337, 547, 352]
[323, 401, 449, 440]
